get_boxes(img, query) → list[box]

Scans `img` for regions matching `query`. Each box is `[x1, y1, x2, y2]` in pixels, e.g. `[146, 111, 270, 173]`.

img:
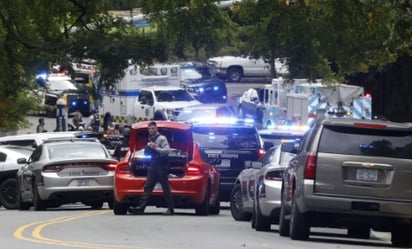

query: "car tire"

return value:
[227, 67, 242, 82]
[32, 183, 47, 211]
[0, 178, 17, 209]
[289, 195, 310, 240]
[113, 197, 128, 215]
[16, 180, 31, 210]
[209, 190, 220, 215]
[195, 185, 210, 216]
[230, 184, 252, 221]
[391, 226, 412, 247]
[278, 198, 290, 237]
[347, 225, 370, 239]
[254, 198, 271, 231]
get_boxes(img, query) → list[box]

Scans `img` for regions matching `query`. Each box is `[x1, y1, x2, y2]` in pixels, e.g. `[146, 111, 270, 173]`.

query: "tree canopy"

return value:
[1, 0, 411, 131]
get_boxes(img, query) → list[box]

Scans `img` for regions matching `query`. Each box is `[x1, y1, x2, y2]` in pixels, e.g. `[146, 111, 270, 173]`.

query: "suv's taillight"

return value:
[304, 153, 317, 179]
[257, 148, 265, 158]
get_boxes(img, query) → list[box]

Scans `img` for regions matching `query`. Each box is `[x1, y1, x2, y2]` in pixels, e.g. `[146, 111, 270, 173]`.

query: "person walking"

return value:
[36, 118, 47, 133]
[128, 121, 174, 215]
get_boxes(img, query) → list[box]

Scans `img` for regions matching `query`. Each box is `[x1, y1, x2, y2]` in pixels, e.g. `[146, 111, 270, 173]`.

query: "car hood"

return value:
[155, 100, 201, 109]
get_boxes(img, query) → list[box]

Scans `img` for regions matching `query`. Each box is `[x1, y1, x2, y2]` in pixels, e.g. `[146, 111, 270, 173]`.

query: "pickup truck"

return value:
[133, 86, 201, 121]
[207, 56, 271, 82]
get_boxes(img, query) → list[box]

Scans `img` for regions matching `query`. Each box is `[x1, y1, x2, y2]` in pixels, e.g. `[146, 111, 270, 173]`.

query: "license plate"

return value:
[219, 159, 231, 167]
[356, 168, 378, 182]
[70, 179, 91, 186]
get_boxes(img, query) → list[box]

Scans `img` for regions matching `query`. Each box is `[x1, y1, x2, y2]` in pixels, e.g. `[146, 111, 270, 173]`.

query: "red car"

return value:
[113, 121, 221, 215]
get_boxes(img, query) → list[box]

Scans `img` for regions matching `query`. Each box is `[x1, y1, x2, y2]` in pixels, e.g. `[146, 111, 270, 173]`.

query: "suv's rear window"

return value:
[192, 126, 259, 149]
[319, 126, 412, 159]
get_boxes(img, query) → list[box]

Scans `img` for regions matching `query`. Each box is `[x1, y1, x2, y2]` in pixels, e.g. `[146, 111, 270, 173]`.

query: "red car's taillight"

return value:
[116, 163, 131, 173]
[186, 163, 202, 176]
[304, 153, 317, 179]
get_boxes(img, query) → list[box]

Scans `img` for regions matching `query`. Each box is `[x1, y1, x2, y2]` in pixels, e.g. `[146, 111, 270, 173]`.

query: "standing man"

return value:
[128, 121, 174, 215]
[36, 118, 47, 133]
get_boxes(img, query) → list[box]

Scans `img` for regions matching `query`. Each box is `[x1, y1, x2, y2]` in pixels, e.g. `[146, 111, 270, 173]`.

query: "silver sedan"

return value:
[16, 138, 118, 210]
[230, 142, 298, 231]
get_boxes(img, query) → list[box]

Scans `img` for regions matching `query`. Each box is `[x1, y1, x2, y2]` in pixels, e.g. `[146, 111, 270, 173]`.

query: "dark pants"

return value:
[137, 164, 174, 211]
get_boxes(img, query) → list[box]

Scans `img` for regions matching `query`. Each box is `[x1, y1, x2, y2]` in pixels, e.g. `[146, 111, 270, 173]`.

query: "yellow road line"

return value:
[14, 210, 162, 249]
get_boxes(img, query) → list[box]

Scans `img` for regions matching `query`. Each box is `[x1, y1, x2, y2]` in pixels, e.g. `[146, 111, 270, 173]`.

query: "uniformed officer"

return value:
[128, 121, 174, 215]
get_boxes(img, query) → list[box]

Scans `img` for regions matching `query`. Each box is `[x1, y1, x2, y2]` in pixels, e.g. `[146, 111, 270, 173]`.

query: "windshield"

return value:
[181, 68, 202, 81]
[319, 126, 412, 159]
[154, 89, 195, 102]
[47, 80, 78, 91]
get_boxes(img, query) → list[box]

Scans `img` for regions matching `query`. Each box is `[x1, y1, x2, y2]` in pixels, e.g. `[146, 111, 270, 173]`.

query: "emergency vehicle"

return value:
[238, 78, 372, 129]
[98, 64, 183, 124]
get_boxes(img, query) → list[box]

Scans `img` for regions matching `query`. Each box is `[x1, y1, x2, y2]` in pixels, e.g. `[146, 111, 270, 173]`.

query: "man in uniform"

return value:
[128, 121, 175, 215]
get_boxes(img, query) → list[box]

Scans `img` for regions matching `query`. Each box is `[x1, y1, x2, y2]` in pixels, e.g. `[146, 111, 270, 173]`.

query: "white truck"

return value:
[133, 86, 200, 121]
[207, 56, 289, 82]
[98, 63, 184, 124]
[98, 63, 211, 123]
[238, 78, 372, 128]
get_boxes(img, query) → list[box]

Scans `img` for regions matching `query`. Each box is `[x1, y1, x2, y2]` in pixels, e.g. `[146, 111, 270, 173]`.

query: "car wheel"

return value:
[230, 184, 252, 221]
[0, 178, 17, 209]
[113, 197, 128, 215]
[16, 181, 31, 210]
[227, 67, 242, 82]
[209, 190, 220, 215]
[289, 195, 310, 240]
[195, 185, 210, 216]
[347, 225, 370, 239]
[391, 226, 412, 247]
[254, 198, 271, 231]
[278, 197, 290, 237]
[32, 183, 47, 211]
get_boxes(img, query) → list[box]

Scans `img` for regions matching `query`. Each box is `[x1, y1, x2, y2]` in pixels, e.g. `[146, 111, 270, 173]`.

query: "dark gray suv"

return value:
[279, 118, 412, 247]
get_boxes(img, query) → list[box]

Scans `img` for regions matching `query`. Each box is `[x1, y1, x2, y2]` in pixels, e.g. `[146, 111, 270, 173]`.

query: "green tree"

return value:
[140, 0, 235, 61]
[0, 0, 159, 131]
[233, 0, 406, 82]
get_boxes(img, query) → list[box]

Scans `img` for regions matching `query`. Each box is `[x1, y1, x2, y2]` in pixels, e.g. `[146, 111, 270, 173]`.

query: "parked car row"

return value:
[229, 117, 412, 248]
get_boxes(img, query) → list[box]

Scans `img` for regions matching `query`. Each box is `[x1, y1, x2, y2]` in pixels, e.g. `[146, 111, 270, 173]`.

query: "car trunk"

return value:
[130, 149, 188, 178]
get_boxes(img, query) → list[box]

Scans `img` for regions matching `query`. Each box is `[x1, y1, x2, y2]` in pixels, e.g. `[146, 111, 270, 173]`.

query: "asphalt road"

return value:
[1, 203, 393, 249]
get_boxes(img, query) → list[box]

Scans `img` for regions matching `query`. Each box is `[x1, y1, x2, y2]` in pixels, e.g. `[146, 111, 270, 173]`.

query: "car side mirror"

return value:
[17, 158, 27, 164]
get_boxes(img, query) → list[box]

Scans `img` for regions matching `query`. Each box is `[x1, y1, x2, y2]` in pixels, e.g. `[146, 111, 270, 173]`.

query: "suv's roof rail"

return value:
[42, 137, 99, 144]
